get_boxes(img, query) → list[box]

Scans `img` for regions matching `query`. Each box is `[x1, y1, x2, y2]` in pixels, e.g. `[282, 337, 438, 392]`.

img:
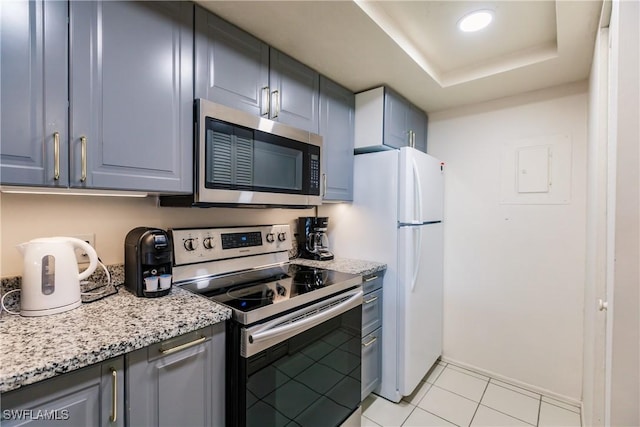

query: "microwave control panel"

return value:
[170, 225, 292, 266]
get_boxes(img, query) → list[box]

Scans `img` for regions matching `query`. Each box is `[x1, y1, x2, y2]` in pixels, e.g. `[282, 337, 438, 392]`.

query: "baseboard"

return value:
[439, 356, 583, 408]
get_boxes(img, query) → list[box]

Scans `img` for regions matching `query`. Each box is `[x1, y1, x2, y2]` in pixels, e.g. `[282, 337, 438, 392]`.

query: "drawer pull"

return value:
[109, 368, 117, 422]
[159, 336, 207, 355]
[364, 296, 378, 304]
[363, 275, 378, 282]
[362, 336, 378, 347]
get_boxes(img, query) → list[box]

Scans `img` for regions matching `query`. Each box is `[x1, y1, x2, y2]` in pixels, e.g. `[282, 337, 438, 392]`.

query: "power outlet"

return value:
[71, 234, 95, 264]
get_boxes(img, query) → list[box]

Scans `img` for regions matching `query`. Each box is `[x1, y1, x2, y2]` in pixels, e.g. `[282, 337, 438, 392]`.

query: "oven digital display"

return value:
[221, 231, 263, 249]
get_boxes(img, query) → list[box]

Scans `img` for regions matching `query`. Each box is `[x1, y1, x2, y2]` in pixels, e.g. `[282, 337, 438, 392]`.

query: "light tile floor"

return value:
[362, 361, 582, 427]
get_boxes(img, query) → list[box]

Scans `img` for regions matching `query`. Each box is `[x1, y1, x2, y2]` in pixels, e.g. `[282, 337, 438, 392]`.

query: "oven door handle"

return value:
[247, 289, 363, 346]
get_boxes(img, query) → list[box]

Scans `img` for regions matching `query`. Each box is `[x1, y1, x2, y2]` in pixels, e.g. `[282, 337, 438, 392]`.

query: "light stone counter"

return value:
[0, 286, 230, 393]
[290, 257, 386, 277]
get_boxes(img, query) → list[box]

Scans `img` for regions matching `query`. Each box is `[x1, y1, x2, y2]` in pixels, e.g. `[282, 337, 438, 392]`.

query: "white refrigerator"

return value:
[331, 147, 444, 403]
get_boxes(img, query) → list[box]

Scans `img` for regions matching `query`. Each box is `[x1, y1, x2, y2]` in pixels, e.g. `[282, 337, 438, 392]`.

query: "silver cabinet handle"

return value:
[362, 336, 378, 347]
[363, 275, 378, 282]
[409, 130, 416, 148]
[364, 295, 378, 304]
[159, 336, 207, 355]
[80, 136, 87, 182]
[109, 368, 117, 423]
[272, 90, 280, 118]
[53, 132, 60, 180]
[261, 87, 270, 117]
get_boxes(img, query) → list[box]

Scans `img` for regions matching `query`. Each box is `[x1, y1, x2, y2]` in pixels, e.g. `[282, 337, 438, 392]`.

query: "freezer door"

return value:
[398, 147, 443, 224]
[397, 222, 443, 397]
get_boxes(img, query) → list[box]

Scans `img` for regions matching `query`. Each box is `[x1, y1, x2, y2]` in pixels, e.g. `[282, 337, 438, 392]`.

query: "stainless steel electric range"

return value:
[171, 225, 363, 427]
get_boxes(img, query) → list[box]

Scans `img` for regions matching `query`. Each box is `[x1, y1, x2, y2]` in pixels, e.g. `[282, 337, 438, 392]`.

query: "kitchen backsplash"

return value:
[0, 193, 315, 278]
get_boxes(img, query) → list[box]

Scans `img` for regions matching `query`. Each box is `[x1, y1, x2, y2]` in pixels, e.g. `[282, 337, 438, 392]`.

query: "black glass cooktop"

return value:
[193, 264, 362, 324]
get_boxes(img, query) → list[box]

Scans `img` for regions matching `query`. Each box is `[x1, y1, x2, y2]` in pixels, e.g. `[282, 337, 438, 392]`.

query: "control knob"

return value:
[183, 238, 198, 251]
[266, 233, 275, 243]
[203, 237, 214, 250]
[277, 232, 287, 242]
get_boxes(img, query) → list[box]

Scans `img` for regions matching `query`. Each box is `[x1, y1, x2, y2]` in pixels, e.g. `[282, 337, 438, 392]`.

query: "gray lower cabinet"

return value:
[69, 1, 193, 192]
[0, 0, 68, 187]
[319, 76, 355, 202]
[1, 357, 124, 427]
[126, 324, 225, 427]
[361, 271, 385, 400]
[195, 6, 320, 134]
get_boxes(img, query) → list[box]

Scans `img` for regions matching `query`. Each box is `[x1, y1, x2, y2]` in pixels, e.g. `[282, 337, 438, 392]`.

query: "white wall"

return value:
[427, 82, 588, 400]
[0, 193, 314, 277]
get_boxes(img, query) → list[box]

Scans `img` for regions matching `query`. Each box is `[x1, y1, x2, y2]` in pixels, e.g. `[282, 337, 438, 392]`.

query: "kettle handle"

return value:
[68, 237, 99, 281]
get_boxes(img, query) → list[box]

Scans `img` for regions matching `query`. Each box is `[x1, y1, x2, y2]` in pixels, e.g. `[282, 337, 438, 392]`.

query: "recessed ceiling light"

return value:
[458, 10, 494, 33]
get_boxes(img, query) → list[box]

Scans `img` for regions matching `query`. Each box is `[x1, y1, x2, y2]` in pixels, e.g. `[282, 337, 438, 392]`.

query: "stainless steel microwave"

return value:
[162, 99, 323, 208]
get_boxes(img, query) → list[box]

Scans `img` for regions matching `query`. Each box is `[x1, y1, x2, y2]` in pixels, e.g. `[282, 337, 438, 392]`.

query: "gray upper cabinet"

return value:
[195, 7, 320, 134]
[319, 76, 354, 201]
[355, 86, 428, 153]
[126, 324, 225, 427]
[1, 357, 124, 427]
[70, 1, 193, 192]
[384, 89, 412, 149]
[0, 0, 68, 187]
[195, 9, 269, 117]
[269, 49, 320, 133]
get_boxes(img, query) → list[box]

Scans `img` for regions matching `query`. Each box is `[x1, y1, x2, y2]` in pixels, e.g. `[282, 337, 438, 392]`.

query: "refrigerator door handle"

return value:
[411, 226, 422, 292]
[412, 158, 424, 222]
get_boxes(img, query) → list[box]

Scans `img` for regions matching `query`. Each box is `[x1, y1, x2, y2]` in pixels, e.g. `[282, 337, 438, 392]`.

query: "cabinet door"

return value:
[126, 325, 225, 427]
[70, 1, 193, 193]
[361, 328, 382, 401]
[0, 0, 67, 187]
[195, 7, 269, 117]
[319, 77, 354, 201]
[269, 49, 320, 133]
[410, 106, 428, 153]
[383, 88, 410, 149]
[1, 357, 124, 427]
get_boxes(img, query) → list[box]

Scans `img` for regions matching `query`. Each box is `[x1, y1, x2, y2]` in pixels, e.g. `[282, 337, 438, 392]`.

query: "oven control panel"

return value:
[171, 225, 292, 266]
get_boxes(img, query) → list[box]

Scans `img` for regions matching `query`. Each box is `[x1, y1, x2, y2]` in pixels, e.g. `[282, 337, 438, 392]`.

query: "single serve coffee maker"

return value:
[125, 227, 173, 297]
[297, 217, 334, 261]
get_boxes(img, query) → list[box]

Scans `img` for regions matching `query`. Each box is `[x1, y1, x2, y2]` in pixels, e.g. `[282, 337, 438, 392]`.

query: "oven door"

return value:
[227, 288, 363, 427]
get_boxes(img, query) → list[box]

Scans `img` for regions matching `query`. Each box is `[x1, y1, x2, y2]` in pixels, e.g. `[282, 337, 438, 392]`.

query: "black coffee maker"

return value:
[297, 217, 334, 261]
[125, 227, 173, 297]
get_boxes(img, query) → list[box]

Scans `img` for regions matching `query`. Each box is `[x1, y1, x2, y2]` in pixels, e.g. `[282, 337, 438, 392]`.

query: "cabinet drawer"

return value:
[362, 288, 383, 337]
[361, 327, 382, 401]
[362, 272, 383, 294]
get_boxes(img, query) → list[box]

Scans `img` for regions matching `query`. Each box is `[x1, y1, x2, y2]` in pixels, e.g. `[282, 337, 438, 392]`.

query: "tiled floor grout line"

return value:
[536, 395, 542, 426]
[475, 403, 538, 426]
[467, 380, 490, 426]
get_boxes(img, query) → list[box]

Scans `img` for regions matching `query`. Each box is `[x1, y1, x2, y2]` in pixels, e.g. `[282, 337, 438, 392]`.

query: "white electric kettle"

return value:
[17, 237, 99, 316]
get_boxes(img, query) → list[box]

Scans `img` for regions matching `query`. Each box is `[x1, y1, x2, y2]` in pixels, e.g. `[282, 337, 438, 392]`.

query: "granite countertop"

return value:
[290, 257, 386, 276]
[0, 257, 382, 394]
[0, 286, 231, 393]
